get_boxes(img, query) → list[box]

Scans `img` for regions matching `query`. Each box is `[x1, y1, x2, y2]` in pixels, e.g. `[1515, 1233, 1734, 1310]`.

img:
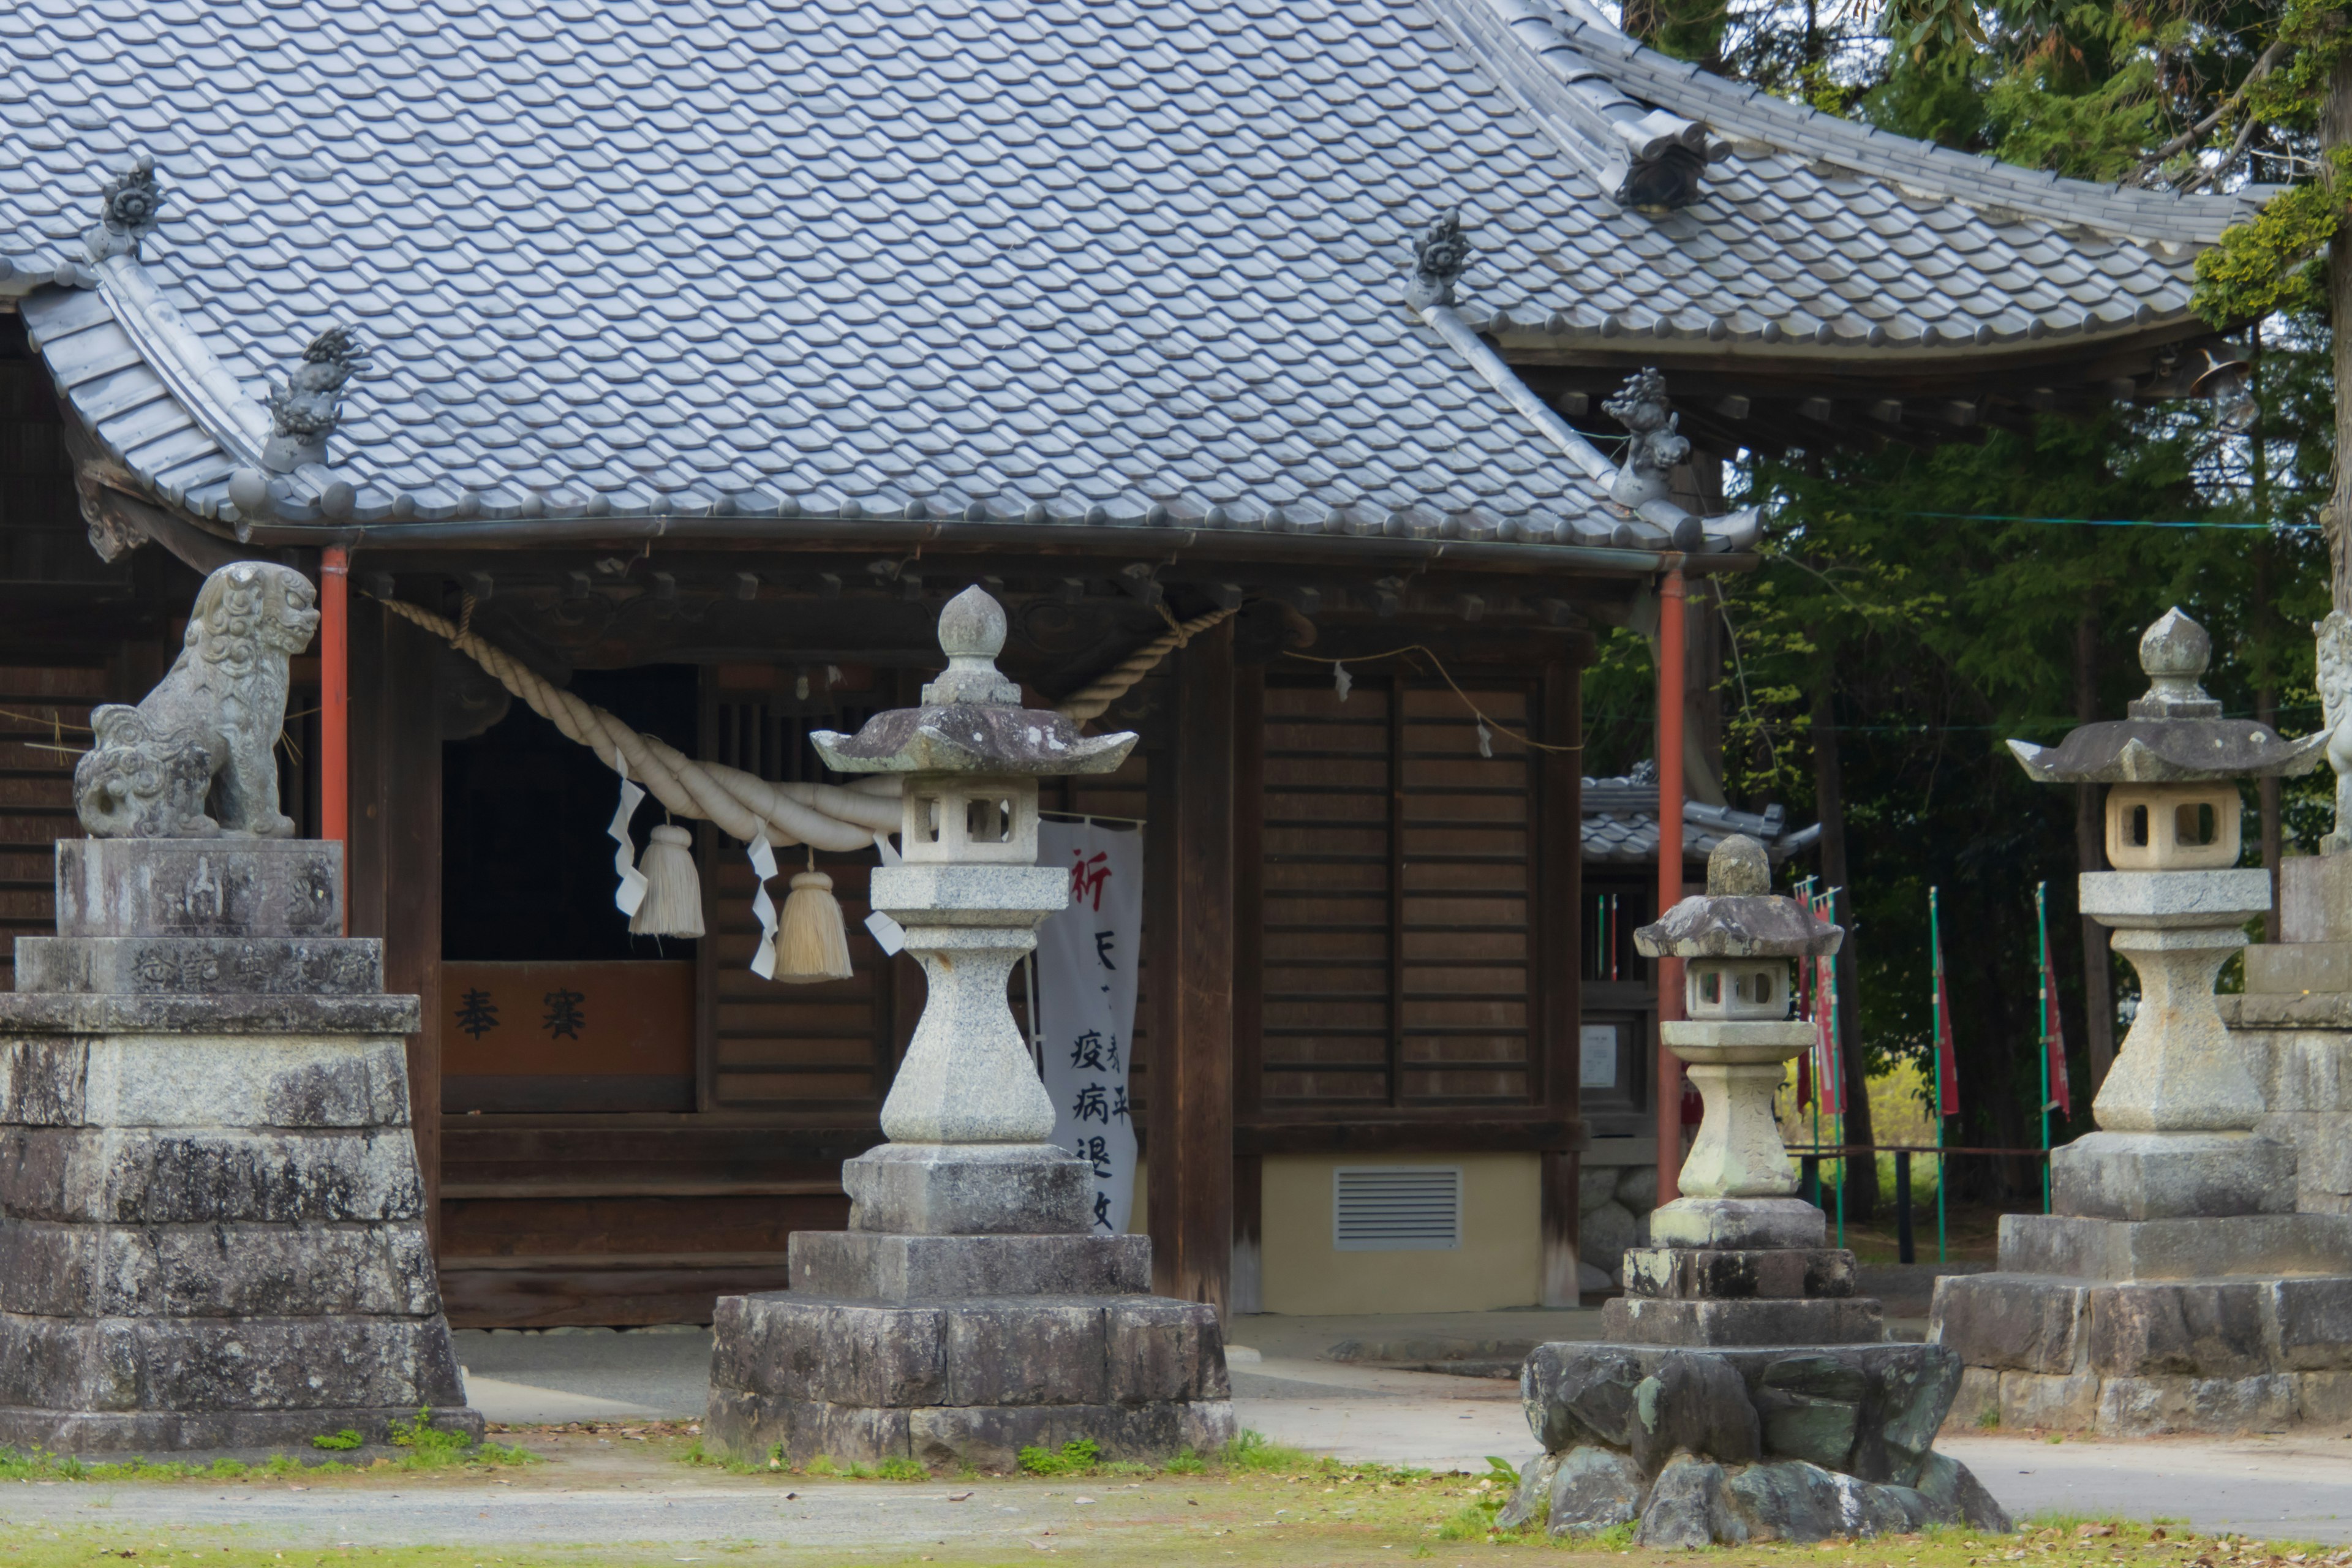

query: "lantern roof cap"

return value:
[810, 586, 1136, 777]
[2008, 607, 2327, 785]
[1632, 834, 1843, 959]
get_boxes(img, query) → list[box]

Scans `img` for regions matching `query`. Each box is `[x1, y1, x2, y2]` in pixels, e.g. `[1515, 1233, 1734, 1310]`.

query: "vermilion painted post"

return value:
[1655, 565, 1687, 1202]
[320, 545, 349, 933]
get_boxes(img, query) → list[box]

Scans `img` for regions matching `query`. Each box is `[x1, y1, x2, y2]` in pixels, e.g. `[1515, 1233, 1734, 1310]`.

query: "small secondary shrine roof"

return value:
[0, 0, 2254, 543]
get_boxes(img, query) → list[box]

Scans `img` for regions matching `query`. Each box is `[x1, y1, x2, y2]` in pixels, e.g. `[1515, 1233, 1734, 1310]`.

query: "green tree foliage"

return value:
[1593, 0, 2345, 1199]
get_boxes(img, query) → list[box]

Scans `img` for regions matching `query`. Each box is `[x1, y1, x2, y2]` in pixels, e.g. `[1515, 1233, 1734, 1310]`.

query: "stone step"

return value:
[786, 1230, 1151, 1300]
[1600, 1295, 1884, 1347]
[2244, 941, 2352, 995]
[1999, 1212, 2352, 1280]
[15, 935, 383, 996]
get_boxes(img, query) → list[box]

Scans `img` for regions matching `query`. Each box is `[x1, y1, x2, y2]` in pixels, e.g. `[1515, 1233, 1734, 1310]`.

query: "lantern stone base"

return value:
[1933, 1129, 2352, 1434]
[1934, 1271, 2352, 1435]
[706, 1278, 1235, 1471]
[0, 840, 478, 1458]
[1499, 1342, 2010, 1542]
[712, 1147, 1234, 1470]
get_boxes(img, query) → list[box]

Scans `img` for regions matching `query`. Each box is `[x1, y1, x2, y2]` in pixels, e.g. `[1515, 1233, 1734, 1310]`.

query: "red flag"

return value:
[2040, 947, 2072, 1119]
[1933, 965, 1960, 1117]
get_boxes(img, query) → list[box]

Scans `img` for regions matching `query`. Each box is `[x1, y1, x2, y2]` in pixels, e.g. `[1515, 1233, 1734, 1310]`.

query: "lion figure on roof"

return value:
[75, 561, 320, 839]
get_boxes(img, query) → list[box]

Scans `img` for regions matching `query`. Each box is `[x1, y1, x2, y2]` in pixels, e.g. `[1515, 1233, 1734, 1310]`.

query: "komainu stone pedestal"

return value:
[707, 1145, 1234, 1471]
[0, 839, 478, 1456]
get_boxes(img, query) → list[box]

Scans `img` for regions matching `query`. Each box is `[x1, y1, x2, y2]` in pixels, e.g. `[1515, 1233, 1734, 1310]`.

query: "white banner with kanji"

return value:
[1036, 820, 1144, 1235]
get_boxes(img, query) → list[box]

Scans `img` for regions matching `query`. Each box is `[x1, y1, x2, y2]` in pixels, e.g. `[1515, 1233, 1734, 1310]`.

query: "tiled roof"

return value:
[1582, 766, 1818, 864]
[0, 0, 2252, 538]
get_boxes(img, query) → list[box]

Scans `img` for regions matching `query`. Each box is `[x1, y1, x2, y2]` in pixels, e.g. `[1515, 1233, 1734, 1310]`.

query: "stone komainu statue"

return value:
[75, 560, 319, 839]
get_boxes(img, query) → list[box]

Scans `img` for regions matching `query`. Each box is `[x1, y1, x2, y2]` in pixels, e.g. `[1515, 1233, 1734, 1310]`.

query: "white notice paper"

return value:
[1579, 1023, 1619, 1088]
[1035, 820, 1144, 1235]
[747, 833, 780, 979]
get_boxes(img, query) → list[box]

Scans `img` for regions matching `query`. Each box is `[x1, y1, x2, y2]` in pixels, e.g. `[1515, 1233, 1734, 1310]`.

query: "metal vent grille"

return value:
[1332, 1166, 1463, 1252]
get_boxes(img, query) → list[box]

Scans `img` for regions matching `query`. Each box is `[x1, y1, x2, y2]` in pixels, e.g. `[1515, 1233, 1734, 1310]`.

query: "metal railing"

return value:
[1785, 1143, 2052, 1264]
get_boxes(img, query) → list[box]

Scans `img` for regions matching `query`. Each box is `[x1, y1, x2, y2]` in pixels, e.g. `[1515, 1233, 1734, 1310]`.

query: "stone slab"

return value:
[2051, 1131, 2296, 1220]
[0, 1402, 483, 1457]
[710, 1290, 1227, 1409]
[0, 1126, 428, 1223]
[1647, 1197, 1826, 1250]
[15, 937, 385, 997]
[842, 1143, 1089, 1237]
[1623, 1246, 1855, 1301]
[0, 1312, 467, 1412]
[0, 1219, 440, 1318]
[2281, 854, 2352, 944]
[56, 840, 343, 940]
[2000, 1212, 2352, 1279]
[2078, 869, 2270, 927]
[2220, 993, 2352, 1028]
[704, 1390, 1235, 1471]
[1599, 1295, 1885, 1346]
[0, 995, 419, 1037]
[2243, 941, 2352, 996]
[788, 1230, 1151, 1300]
[1929, 1273, 2089, 1375]
[0, 1036, 414, 1129]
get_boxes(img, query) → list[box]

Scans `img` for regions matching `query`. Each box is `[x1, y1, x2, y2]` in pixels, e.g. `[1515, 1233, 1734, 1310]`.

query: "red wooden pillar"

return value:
[1654, 567, 1687, 1200]
[320, 545, 350, 931]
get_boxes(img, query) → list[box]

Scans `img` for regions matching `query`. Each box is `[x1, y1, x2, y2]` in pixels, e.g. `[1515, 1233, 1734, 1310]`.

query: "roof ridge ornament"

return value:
[1602, 368, 1688, 508]
[85, 152, 164, 263]
[262, 326, 364, 473]
[1407, 209, 1471, 309]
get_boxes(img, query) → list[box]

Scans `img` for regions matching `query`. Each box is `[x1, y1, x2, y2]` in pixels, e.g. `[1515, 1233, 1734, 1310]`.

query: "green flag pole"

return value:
[1931, 884, 1947, 1264]
[2036, 881, 2052, 1215]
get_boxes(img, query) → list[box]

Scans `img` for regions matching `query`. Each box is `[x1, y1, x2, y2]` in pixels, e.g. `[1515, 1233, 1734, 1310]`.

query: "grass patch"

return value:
[1017, 1438, 1101, 1477]
[0, 1408, 533, 1483]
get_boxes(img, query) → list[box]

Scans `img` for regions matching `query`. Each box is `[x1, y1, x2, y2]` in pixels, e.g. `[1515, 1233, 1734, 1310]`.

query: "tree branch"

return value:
[2125, 35, 2291, 188]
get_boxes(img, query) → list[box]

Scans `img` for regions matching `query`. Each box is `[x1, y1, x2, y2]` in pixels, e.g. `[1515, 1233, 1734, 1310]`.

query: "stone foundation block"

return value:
[1622, 1246, 1855, 1301]
[788, 1231, 1151, 1300]
[2273, 1277, 2352, 1369]
[2242, 942, 2352, 995]
[1998, 1371, 2100, 1431]
[1942, 1366, 2000, 1433]
[1999, 1212, 2352, 1279]
[2298, 1370, 2352, 1424]
[2051, 1132, 2296, 1220]
[2084, 1281, 2273, 1378]
[1600, 1295, 1883, 1346]
[1929, 1273, 2087, 1374]
[2096, 1373, 2295, 1435]
[15, 937, 384, 998]
[0, 1219, 439, 1317]
[706, 1391, 1235, 1472]
[842, 1143, 1090, 1237]
[0, 1035, 415, 1129]
[0, 1312, 466, 1413]
[0, 1402, 481, 1457]
[0, 1126, 427, 1223]
[55, 840, 343, 940]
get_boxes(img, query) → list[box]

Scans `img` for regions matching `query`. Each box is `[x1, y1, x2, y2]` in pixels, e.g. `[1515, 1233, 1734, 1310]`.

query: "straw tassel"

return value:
[777, 856, 854, 984]
[630, 824, 706, 938]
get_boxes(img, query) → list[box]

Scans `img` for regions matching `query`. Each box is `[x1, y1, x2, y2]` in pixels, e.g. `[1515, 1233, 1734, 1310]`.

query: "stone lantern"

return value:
[1934, 607, 2352, 1436]
[1639, 834, 1842, 1226]
[1492, 835, 2007, 1546]
[704, 586, 1235, 1471]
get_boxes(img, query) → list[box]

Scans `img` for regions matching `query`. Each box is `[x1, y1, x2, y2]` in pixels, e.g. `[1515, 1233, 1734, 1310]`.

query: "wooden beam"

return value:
[1147, 618, 1235, 1317]
[1231, 664, 1266, 1316]
[1234, 1119, 1585, 1155]
[1539, 658, 1584, 1308]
